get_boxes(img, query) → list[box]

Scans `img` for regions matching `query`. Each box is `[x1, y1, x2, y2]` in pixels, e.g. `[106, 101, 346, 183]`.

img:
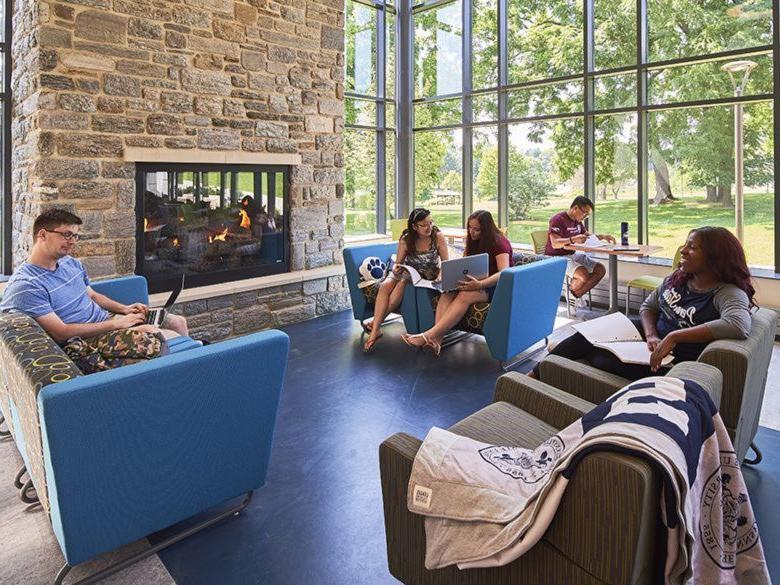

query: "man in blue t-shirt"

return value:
[0, 209, 187, 344]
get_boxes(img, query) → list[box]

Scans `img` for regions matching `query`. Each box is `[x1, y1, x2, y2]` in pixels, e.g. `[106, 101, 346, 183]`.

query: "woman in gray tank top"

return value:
[363, 208, 449, 352]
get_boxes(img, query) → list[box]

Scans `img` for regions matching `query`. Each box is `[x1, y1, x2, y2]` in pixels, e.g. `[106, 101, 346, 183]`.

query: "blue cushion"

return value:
[166, 335, 203, 354]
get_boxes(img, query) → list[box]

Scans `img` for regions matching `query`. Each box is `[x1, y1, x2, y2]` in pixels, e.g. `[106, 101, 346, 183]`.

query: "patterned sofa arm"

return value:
[0, 312, 83, 512]
[512, 251, 549, 265]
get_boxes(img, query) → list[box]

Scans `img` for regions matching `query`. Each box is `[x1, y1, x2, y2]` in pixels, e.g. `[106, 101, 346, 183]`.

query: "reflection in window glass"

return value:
[472, 0, 498, 90]
[472, 127, 499, 218]
[386, 100, 396, 129]
[508, 0, 582, 84]
[648, 53, 773, 106]
[649, 0, 772, 63]
[594, 0, 636, 71]
[386, 131, 396, 231]
[593, 73, 637, 111]
[414, 1, 463, 98]
[507, 80, 584, 119]
[506, 120, 584, 244]
[346, 98, 377, 127]
[414, 98, 462, 128]
[648, 102, 774, 268]
[593, 114, 638, 239]
[414, 129, 463, 227]
[346, 0, 377, 95]
[345, 128, 378, 235]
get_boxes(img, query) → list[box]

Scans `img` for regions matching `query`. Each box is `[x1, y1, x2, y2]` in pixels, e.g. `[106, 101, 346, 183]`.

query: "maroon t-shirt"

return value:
[544, 211, 586, 256]
[484, 235, 514, 275]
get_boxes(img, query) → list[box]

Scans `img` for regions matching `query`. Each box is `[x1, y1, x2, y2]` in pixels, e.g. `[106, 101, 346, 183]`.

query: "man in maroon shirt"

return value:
[545, 196, 614, 301]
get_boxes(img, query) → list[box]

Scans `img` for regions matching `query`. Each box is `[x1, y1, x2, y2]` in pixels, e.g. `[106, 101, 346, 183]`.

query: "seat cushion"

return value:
[167, 335, 203, 354]
[431, 294, 490, 334]
[448, 401, 558, 448]
[626, 275, 664, 290]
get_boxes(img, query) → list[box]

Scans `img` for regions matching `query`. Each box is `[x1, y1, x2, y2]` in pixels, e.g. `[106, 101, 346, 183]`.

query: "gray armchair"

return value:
[538, 306, 776, 464]
[380, 363, 722, 585]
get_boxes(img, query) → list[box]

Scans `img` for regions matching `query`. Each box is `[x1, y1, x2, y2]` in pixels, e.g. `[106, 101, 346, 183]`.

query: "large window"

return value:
[345, 1, 396, 237]
[1, 0, 9, 272]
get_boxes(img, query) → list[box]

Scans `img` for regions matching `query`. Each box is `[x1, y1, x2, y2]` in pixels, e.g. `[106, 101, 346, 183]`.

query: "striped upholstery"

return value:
[377, 368, 725, 584]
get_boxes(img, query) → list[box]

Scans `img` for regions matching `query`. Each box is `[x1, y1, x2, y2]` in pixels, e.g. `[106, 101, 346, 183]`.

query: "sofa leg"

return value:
[14, 465, 27, 490]
[499, 339, 548, 372]
[743, 442, 763, 466]
[441, 330, 470, 349]
[20, 479, 39, 504]
[360, 315, 401, 335]
[52, 491, 254, 585]
[0, 415, 10, 437]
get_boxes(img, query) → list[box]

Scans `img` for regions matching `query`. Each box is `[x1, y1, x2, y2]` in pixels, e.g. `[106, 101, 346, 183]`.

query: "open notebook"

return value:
[572, 312, 673, 366]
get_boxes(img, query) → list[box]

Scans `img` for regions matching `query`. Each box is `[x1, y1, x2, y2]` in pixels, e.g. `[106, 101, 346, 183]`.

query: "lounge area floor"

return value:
[3, 307, 779, 584]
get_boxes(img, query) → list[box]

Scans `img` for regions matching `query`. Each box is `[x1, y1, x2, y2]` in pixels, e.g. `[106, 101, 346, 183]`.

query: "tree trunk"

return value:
[717, 184, 733, 207]
[705, 185, 718, 202]
[652, 158, 673, 204]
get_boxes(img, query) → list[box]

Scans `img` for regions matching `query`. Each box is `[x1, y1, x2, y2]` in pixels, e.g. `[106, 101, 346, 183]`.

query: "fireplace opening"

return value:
[136, 163, 289, 293]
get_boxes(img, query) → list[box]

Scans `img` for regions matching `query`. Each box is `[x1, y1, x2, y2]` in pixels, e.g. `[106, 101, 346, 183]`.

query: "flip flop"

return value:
[363, 333, 383, 353]
[361, 321, 374, 334]
[401, 333, 428, 349]
[423, 337, 442, 357]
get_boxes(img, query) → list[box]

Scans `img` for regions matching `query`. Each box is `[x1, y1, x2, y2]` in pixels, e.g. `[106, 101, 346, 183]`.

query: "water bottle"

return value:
[621, 222, 629, 246]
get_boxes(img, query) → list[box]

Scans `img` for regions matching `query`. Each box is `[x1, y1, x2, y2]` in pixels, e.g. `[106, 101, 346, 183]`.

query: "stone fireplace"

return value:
[11, 0, 350, 337]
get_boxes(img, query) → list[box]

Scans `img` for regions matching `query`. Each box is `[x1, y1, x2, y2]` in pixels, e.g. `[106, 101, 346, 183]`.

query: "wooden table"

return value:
[564, 243, 663, 313]
[439, 227, 468, 246]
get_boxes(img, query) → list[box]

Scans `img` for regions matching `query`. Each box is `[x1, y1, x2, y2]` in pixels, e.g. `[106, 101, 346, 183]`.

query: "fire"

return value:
[209, 227, 229, 243]
[239, 209, 251, 230]
[171, 237, 179, 247]
[144, 218, 148, 231]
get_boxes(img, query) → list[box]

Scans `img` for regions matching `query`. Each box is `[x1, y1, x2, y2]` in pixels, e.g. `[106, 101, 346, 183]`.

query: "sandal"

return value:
[401, 333, 428, 349]
[363, 333, 383, 353]
[361, 321, 374, 334]
[423, 337, 442, 357]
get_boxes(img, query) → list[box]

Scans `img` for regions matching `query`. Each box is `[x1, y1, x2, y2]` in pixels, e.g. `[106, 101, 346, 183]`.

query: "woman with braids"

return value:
[363, 208, 448, 352]
[402, 210, 513, 356]
[531, 226, 755, 380]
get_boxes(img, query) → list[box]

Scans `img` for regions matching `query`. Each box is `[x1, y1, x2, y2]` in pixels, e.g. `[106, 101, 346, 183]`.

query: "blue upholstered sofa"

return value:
[0, 275, 289, 583]
[343, 243, 419, 333]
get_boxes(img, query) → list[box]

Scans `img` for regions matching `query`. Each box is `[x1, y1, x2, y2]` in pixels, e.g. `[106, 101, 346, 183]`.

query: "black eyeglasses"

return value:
[45, 229, 80, 241]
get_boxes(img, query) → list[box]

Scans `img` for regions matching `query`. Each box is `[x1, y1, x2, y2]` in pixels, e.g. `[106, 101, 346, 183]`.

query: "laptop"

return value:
[436, 254, 489, 292]
[146, 274, 185, 326]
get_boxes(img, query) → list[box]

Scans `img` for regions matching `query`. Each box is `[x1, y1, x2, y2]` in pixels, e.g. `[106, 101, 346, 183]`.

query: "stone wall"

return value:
[169, 272, 349, 342]
[11, 0, 345, 278]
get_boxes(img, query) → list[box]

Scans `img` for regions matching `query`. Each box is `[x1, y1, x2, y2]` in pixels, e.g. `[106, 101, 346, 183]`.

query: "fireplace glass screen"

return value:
[137, 164, 288, 292]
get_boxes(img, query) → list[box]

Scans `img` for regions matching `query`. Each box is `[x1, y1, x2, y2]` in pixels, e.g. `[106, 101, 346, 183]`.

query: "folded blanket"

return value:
[408, 377, 770, 584]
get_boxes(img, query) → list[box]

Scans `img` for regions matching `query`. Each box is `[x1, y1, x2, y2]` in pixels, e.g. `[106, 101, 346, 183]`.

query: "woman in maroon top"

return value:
[401, 210, 513, 355]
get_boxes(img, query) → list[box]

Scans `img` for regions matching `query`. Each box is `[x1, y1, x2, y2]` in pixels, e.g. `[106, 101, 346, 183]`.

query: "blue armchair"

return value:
[415, 255, 567, 367]
[343, 243, 419, 334]
[0, 275, 289, 584]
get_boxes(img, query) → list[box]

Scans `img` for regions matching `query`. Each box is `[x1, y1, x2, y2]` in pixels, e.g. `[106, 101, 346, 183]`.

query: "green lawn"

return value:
[346, 191, 774, 267]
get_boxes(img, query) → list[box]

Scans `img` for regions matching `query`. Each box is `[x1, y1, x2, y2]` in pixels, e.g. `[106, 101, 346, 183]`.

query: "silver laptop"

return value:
[436, 254, 489, 292]
[146, 274, 185, 326]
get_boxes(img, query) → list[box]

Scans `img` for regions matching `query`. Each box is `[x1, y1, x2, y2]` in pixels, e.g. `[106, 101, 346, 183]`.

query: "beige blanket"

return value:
[408, 377, 770, 584]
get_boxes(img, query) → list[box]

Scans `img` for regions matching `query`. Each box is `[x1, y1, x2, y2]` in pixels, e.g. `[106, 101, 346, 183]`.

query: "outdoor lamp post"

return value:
[721, 60, 758, 243]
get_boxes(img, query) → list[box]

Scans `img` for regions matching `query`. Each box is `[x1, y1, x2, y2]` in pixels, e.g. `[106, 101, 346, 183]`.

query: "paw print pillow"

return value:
[359, 256, 386, 282]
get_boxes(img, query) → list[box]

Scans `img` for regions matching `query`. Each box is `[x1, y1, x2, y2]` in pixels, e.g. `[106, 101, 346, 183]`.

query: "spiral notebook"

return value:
[571, 312, 673, 366]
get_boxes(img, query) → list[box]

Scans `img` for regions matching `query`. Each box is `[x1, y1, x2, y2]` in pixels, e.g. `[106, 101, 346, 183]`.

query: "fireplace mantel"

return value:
[124, 147, 302, 166]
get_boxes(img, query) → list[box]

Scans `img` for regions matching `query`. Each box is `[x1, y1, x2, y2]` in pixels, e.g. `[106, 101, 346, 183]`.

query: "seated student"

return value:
[401, 210, 511, 356]
[363, 208, 449, 352]
[545, 196, 615, 303]
[0, 209, 188, 346]
[532, 226, 753, 380]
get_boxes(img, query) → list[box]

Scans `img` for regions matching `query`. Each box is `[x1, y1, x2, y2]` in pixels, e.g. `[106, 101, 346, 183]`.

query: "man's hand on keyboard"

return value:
[114, 312, 145, 329]
[122, 303, 148, 316]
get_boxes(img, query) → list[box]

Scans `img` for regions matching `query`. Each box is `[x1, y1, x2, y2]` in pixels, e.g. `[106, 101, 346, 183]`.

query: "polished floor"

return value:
[152, 309, 780, 585]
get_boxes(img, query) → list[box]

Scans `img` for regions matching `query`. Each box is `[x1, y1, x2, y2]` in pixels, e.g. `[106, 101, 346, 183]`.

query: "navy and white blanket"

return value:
[407, 377, 770, 584]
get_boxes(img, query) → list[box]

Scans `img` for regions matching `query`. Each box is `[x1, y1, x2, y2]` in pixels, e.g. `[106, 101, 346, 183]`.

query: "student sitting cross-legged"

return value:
[0, 209, 188, 368]
[363, 207, 449, 352]
[531, 226, 754, 380]
[401, 210, 512, 356]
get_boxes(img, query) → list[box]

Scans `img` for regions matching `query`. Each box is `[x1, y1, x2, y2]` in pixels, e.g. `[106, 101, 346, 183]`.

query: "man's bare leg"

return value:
[569, 264, 606, 298]
[160, 313, 188, 337]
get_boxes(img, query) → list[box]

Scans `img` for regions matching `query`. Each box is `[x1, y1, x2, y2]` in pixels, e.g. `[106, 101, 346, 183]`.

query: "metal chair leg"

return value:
[14, 465, 27, 490]
[52, 491, 254, 585]
[625, 285, 631, 316]
[565, 279, 572, 318]
[20, 479, 39, 504]
[743, 441, 763, 466]
[0, 415, 10, 437]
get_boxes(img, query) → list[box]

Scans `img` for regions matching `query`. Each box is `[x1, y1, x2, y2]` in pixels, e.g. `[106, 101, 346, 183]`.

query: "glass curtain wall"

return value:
[345, 0, 397, 236]
[405, 0, 778, 271]
[1, 0, 9, 273]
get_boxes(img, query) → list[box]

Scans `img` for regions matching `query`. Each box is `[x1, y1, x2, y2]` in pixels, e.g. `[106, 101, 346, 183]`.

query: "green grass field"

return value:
[346, 191, 775, 267]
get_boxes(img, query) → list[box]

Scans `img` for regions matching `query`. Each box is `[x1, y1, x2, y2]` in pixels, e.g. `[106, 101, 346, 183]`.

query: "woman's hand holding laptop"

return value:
[457, 274, 483, 291]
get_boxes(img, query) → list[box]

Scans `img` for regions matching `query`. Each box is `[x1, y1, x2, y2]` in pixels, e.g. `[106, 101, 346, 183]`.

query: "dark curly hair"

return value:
[401, 208, 439, 256]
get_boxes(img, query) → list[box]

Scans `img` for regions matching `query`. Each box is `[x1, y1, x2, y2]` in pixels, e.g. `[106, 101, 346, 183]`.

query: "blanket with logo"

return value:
[407, 377, 770, 584]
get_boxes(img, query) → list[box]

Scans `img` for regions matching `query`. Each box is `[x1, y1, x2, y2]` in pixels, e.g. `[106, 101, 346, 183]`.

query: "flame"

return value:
[144, 218, 148, 231]
[239, 209, 251, 230]
[171, 237, 179, 247]
[209, 227, 229, 243]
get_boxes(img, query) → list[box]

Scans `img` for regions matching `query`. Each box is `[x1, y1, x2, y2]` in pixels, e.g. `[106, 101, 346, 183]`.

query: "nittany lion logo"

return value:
[700, 452, 759, 569]
[479, 436, 565, 483]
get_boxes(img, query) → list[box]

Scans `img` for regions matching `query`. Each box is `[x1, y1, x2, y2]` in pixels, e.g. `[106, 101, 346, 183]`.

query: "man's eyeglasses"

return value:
[45, 229, 80, 241]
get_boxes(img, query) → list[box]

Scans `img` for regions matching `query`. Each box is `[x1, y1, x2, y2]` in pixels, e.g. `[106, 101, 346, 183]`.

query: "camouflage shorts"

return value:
[63, 329, 167, 374]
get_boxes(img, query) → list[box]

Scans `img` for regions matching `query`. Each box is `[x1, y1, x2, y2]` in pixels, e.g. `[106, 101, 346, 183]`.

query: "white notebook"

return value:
[572, 312, 673, 366]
